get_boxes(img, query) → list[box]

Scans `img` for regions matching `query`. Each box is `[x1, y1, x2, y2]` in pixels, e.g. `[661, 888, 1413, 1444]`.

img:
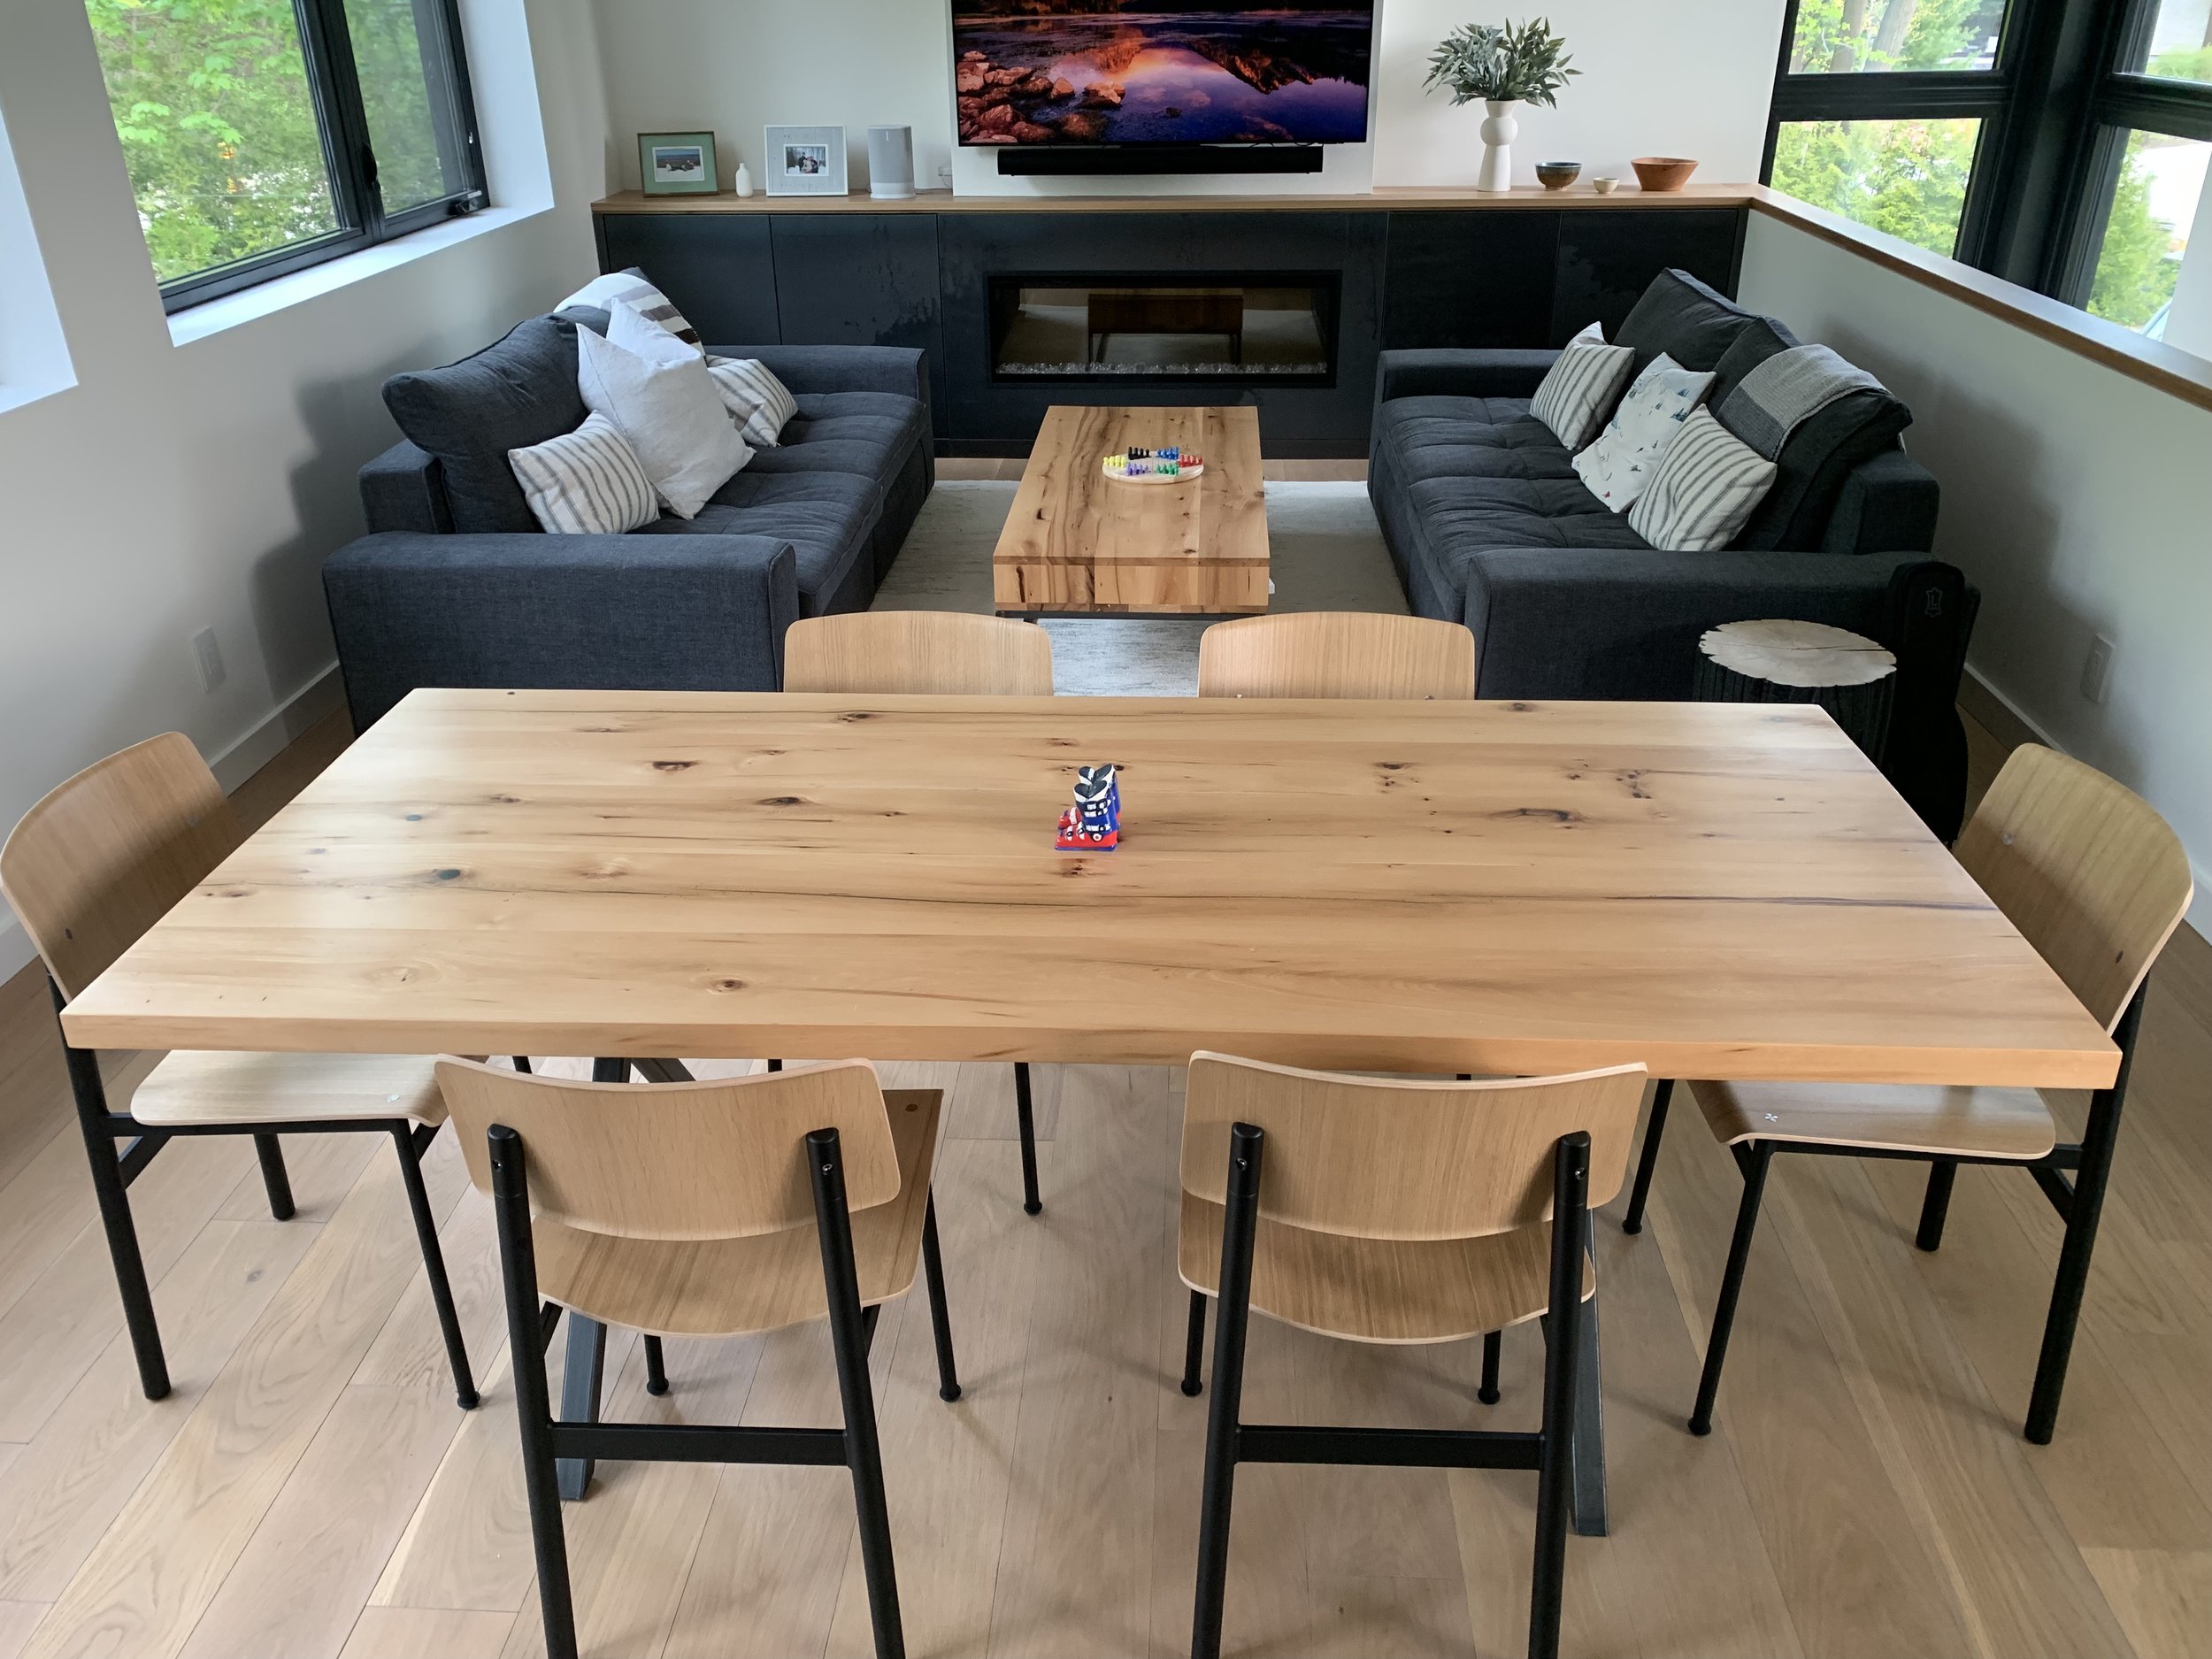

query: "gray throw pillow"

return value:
[1614, 269, 1765, 375]
[381, 315, 586, 534]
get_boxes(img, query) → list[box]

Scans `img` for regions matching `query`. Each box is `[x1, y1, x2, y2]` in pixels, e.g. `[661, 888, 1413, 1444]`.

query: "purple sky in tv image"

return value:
[953, 4, 1374, 146]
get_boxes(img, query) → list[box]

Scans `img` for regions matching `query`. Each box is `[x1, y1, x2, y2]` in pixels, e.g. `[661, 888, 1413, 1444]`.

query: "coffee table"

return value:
[992, 404, 1268, 618]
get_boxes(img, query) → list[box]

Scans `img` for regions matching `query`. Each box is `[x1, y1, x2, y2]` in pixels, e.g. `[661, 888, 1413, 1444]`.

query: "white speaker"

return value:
[868, 126, 916, 199]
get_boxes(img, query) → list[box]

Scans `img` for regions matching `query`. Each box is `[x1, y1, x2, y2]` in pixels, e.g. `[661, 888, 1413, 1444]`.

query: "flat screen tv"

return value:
[952, 3, 1375, 148]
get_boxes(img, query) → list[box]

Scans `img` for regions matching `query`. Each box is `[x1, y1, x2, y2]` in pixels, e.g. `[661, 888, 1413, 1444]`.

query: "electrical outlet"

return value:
[2080, 634, 2115, 705]
[191, 626, 227, 694]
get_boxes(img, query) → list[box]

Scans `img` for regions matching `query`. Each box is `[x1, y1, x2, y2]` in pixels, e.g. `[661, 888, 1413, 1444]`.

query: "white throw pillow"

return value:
[1572, 353, 1717, 512]
[704, 356, 799, 449]
[575, 325, 747, 519]
[1626, 408, 1778, 552]
[1529, 321, 1637, 451]
[508, 413, 660, 534]
[559, 270, 703, 352]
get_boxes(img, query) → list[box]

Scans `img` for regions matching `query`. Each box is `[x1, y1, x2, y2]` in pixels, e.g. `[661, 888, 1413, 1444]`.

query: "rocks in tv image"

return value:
[952, 2, 1373, 146]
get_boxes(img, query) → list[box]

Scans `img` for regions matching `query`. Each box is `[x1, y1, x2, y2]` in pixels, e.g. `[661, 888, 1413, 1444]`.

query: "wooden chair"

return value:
[781, 608, 1056, 1216]
[1195, 611, 1477, 700]
[1624, 745, 2193, 1444]
[0, 733, 477, 1407]
[784, 609, 1055, 696]
[1179, 1052, 1647, 1659]
[435, 1056, 959, 1659]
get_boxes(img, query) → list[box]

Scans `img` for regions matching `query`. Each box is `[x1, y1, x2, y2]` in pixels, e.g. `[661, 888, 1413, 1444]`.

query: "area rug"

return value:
[870, 480, 1407, 695]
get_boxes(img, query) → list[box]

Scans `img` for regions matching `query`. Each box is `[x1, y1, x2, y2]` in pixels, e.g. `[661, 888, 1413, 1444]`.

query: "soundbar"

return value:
[996, 145, 1325, 177]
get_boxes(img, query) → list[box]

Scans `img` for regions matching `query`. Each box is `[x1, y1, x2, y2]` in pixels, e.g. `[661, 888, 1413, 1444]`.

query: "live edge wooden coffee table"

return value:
[993, 404, 1269, 618]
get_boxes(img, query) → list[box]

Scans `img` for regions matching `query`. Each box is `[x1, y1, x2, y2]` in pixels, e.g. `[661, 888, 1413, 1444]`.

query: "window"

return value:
[1763, 0, 2212, 356]
[88, 0, 485, 310]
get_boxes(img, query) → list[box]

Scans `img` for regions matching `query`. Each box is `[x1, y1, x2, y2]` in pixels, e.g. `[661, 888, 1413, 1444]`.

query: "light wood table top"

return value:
[63, 690, 2118, 1089]
[993, 405, 1267, 616]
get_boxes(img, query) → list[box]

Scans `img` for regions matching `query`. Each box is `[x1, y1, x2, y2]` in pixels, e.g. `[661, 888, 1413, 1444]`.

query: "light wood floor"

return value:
[0, 710, 2207, 1658]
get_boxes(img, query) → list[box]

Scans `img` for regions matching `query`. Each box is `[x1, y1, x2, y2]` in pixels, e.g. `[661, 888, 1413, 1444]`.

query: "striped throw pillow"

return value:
[1626, 408, 1778, 552]
[558, 269, 703, 351]
[705, 356, 798, 449]
[507, 412, 659, 534]
[1530, 322, 1637, 450]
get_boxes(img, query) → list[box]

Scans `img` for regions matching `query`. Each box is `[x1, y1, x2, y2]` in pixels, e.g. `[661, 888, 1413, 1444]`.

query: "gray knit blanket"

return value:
[1716, 344, 1885, 458]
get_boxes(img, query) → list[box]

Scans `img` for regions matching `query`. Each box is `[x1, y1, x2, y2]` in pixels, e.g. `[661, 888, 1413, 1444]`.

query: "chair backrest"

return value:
[1955, 746, 2193, 1034]
[1180, 1053, 1647, 1240]
[0, 733, 243, 1001]
[1197, 613, 1476, 700]
[784, 611, 1055, 696]
[434, 1057, 902, 1240]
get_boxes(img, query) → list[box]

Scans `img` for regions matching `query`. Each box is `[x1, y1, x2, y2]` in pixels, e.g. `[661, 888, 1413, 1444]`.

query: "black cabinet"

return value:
[1380, 211, 1561, 349]
[770, 215, 945, 415]
[1550, 210, 1744, 344]
[595, 215, 780, 346]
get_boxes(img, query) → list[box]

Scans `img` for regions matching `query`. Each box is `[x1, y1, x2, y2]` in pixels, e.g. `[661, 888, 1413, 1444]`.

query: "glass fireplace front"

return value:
[989, 273, 1338, 384]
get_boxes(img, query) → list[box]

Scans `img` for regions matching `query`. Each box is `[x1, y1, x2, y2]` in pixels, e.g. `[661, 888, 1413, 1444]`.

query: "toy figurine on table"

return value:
[1101, 445, 1203, 483]
[1055, 764, 1120, 850]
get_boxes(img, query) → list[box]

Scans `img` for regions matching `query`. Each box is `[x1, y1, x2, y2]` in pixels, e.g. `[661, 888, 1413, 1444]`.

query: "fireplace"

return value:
[988, 271, 1339, 385]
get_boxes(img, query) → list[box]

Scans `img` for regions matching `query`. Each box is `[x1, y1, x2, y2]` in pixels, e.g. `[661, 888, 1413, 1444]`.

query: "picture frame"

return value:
[764, 125, 848, 196]
[639, 131, 719, 196]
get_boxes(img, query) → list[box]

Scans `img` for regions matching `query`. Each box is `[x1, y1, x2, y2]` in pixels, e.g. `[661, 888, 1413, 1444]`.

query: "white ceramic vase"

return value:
[1477, 98, 1521, 193]
[733, 161, 754, 198]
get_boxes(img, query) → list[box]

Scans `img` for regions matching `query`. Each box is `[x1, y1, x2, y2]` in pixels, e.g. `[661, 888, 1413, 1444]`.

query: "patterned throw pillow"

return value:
[705, 356, 799, 449]
[558, 268, 703, 351]
[1626, 409, 1778, 552]
[1529, 321, 1637, 451]
[1572, 353, 1717, 512]
[507, 413, 658, 534]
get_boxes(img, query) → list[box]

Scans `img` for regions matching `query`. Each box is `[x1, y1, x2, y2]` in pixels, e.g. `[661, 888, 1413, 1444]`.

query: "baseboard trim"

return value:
[0, 664, 344, 980]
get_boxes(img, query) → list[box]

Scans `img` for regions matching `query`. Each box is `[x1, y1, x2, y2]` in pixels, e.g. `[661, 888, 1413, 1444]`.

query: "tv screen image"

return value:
[953, 3, 1374, 148]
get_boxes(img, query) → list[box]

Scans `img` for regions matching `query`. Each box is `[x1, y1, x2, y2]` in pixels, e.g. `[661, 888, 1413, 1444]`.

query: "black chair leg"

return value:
[1014, 1062, 1042, 1216]
[1529, 1133, 1590, 1659]
[556, 1316, 607, 1500]
[1191, 1125, 1263, 1659]
[1915, 1160, 1959, 1252]
[511, 1056, 533, 1073]
[643, 1334, 670, 1397]
[810, 1128, 906, 1659]
[1690, 1141, 1774, 1437]
[254, 1133, 296, 1221]
[921, 1194, 962, 1402]
[1622, 1079, 1673, 1235]
[62, 1025, 169, 1401]
[488, 1128, 578, 1659]
[1479, 1329, 1502, 1405]
[393, 1123, 479, 1409]
[1180, 1288, 1207, 1397]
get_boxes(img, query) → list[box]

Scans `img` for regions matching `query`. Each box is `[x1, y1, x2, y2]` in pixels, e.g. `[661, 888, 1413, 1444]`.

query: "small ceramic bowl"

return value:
[1591, 175, 1619, 195]
[1535, 160, 1581, 192]
[1631, 156, 1699, 193]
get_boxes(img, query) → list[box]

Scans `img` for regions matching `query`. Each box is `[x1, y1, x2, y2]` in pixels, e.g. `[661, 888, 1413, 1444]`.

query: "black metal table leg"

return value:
[1623, 1079, 1672, 1235]
[1180, 1288, 1207, 1397]
[556, 1315, 607, 1501]
[254, 1133, 296, 1220]
[1014, 1062, 1042, 1216]
[1479, 1330, 1502, 1405]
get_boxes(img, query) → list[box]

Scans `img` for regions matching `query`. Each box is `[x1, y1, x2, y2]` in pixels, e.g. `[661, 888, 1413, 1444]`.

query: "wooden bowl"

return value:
[1631, 157, 1698, 193]
[1535, 161, 1581, 192]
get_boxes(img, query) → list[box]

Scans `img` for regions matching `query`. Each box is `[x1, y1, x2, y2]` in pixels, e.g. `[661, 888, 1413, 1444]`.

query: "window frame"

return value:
[149, 0, 488, 313]
[1762, 0, 2212, 319]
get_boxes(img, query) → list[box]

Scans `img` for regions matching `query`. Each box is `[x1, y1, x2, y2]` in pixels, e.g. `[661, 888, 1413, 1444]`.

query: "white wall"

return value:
[592, 0, 1785, 197]
[1740, 213, 2212, 926]
[0, 0, 613, 975]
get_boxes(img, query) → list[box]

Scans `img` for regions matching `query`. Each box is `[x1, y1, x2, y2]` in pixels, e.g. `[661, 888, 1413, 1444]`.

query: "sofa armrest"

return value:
[1821, 447, 1939, 556]
[360, 440, 451, 536]
[323, 533, 800, 731]
[1461, 549, 1956, 700]
[698, 342, 928, 404]
[1376, 349, 1561, 405]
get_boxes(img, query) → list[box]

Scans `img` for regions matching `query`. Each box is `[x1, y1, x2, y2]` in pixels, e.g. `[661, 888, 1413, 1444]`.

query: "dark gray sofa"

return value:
[1369, 269, 1977, 834]
[326, 303, 933, 729]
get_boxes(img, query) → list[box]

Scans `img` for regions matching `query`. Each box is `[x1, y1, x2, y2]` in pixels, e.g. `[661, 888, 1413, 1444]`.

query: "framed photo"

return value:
[639, 132, 719, 196]
[765, 125, 848, 196]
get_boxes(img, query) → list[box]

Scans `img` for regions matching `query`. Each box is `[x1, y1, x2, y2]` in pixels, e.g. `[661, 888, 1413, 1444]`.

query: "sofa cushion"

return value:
[1408, 474, 1650, 614]
[1708, 317, 1798, 409]
[1614, 269, 1764, 375]
[1374, 396, 1579, 488]
[632, 469, 879, 604]
[381, 315, 584, 534]
[785, 391, 926, 458]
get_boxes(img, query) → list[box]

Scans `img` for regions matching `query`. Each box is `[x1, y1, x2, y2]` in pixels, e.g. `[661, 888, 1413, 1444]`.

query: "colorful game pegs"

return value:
[1055, 764, 1121, 851]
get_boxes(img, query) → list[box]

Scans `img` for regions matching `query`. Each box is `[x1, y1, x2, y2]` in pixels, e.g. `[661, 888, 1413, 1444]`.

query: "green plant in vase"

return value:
[1425, 19, 1577, 192]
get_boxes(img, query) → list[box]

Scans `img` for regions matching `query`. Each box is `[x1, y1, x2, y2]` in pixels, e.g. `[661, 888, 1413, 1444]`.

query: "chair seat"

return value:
[535, 1088, 943, 1337]
[1179, 1193, 1593, 1346]
[1689, 1078, 2058, 1160]
[127, 1050, 446, 1128]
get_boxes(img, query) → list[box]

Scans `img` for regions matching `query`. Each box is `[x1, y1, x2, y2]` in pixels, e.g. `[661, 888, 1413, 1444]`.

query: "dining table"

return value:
[59, 687, 2121, 1535]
